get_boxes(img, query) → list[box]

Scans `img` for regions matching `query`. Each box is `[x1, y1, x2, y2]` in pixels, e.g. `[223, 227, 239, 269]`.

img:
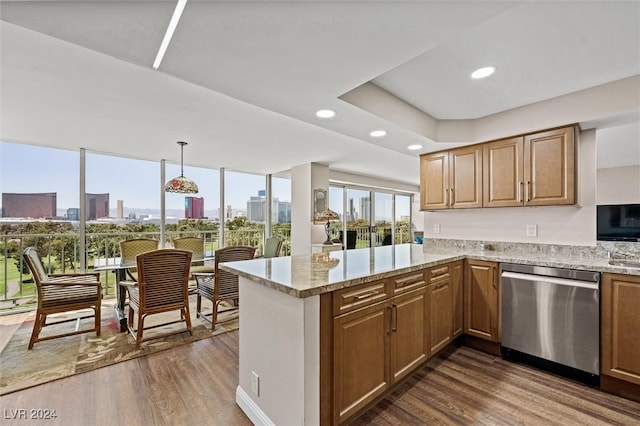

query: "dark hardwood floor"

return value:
[2, 329, 639, 425]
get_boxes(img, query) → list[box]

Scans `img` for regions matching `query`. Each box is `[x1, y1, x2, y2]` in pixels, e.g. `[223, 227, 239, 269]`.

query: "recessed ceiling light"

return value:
[407, 144, 423, 151]
[315, 109, 336, 118]
[370, 130, 387, 138]
[471, 66, 496, 79]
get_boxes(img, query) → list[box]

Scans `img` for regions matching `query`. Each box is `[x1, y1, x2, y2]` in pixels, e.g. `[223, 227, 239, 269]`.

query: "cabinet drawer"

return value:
[390, 271, 427, 295]
[333, 280, 388, 316]
[429, 265, 450, 283]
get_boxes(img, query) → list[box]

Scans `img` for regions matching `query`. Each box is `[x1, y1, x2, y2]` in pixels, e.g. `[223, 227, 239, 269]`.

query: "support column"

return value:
[290, 163, 329, 256]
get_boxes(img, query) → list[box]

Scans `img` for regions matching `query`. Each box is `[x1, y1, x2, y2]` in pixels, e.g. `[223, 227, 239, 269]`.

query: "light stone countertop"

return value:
[220, 243, 640, 298]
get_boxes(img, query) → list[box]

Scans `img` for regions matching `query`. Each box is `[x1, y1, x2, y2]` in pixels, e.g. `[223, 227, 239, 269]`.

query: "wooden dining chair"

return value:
[22, 247, 102, 349]
[120, 249, 193, 349]
[119, 238, 159, 280]
[193, 245, 256, 329]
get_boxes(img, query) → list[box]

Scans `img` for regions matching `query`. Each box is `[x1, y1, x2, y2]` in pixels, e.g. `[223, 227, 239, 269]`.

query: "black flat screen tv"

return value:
[597, 204, 640, 242]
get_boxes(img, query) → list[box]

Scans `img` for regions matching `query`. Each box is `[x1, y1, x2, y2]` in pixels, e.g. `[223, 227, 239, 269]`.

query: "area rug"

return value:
[0, 298, 238, 395]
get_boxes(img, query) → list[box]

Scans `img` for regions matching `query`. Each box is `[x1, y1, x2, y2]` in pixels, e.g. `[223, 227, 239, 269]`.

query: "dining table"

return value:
[94, 255, 214, 332]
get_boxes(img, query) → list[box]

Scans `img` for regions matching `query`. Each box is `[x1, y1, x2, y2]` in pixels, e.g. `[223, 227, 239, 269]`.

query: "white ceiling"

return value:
[1, 0, 639, 187]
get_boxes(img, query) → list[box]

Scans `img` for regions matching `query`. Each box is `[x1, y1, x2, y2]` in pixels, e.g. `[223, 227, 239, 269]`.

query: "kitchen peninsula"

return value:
[221, 243, 640, 426]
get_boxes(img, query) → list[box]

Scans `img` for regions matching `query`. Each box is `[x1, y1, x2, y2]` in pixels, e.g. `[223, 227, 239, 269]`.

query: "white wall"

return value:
[423, 129, 597, 245]
[597, 165, 640, 205]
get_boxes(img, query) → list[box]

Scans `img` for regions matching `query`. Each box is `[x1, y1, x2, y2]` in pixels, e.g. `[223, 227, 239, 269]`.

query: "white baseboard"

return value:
[236, 385, 275, 426]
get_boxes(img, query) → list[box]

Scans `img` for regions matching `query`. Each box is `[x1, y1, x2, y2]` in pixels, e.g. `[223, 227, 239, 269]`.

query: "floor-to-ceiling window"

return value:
[272, 175, 291, 255]
[1, 142, 80, 307]
[164, 162, 220, 254]
[223, 170, 266, 251]
[330, 184, 414, 249]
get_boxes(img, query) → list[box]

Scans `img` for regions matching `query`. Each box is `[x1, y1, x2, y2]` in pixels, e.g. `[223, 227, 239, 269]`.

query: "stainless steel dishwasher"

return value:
[500, 263, 600, 385]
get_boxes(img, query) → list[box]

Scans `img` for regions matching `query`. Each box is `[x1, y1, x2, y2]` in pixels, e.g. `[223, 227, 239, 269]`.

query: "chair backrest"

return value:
[136, 249, 192, 309]
[214, 246, 257, 299]
[23, 247, 47, 284]
[172, 237, 205, 266]
[119, 238, 159, 267]
[340, 230, 357, 250]
[263, 236, 283, 258]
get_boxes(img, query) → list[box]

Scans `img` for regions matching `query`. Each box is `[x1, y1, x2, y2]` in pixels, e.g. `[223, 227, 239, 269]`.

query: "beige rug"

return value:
[0, 298, 238, 395]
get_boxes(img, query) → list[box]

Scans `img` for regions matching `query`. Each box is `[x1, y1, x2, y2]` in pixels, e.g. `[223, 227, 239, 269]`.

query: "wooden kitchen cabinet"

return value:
[389, 287, 429, 382]
[333, 273, 429, 424]
[601, 273, 640, 386]
[420, 144, 482, 210]
[464, 259, 499, 342]
[483, 126, 575, 207]
[428, 264, 453, 354]
[333, 298, 390, 425]
[451, 261, 464, 337]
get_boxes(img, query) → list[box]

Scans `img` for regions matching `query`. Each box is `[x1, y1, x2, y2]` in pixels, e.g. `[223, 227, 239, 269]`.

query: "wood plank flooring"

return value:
[2, 328, 639, 426]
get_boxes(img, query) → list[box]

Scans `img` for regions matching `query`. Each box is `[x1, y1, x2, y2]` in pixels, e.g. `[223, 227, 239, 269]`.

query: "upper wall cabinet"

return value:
[421, 125, 576, 211]
[420, 145, 482, 210]
[484, 126, 575, 207]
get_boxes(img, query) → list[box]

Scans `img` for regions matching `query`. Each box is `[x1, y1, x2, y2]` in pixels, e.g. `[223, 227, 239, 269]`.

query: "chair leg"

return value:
[183, 306, 193, 336]
[95, 303, 101, 337]
[211, 301, 220, 330]
[135, 313, 144, 350]
[196, 293, 202, 319]
[28, 311, 44, 350]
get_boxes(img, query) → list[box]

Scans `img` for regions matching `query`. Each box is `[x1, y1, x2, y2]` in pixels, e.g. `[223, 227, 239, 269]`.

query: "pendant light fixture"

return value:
[164, 141, 199, 194]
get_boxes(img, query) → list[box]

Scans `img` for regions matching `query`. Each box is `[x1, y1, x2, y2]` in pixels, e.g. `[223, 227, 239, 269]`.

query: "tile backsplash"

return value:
[423, 238, 640, 260]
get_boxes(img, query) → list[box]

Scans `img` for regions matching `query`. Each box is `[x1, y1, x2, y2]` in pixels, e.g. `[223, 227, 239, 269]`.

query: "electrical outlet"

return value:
[526, 224, 537, 237]
[433, 224, 441, 234]
[251, 371, 260, 396]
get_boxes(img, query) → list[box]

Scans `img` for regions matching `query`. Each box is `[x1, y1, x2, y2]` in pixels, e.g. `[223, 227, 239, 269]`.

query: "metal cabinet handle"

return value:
[450, 188, 455, 206]
[518, 182, 523, 203]
[387, 305, 393, 334]
[445, 188, 449, 207]
[354, 290, 379, 300]
[391, 304, 397, 332]
[526, 181, 530, 202]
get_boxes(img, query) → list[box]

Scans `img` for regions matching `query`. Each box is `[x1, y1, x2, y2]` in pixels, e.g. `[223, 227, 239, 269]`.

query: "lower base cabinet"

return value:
[464, 260, 499, 342]
[601, 273, 640, 385]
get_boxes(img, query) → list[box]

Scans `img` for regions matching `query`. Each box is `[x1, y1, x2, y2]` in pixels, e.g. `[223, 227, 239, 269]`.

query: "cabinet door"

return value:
[464, 260, 499, 342]
[451, 261, 464, 337]
[450, 145, 483, 209]
[429, 278, 453, 354]
[420, 152, 449, 210]
[389, 287, 429, 382]
[333, 301, 390, 424]
[602, 273, 640, 385]
[524, 126, 575, 206]
[483, 136, 524, 207]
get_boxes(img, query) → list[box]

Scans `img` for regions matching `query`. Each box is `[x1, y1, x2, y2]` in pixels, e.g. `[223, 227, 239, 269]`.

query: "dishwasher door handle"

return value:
[501, 271, 599, 290]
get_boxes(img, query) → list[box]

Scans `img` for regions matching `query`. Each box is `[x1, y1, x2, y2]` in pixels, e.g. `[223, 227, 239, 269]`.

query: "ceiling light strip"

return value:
[152, 0, 188, 70]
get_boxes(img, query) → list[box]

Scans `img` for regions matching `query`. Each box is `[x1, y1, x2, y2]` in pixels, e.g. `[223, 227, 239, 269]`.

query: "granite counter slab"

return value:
[220, 243, 640, 298]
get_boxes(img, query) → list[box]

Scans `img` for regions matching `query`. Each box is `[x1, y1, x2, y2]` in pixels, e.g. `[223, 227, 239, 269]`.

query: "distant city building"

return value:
[247, 196, 265, 222]
[226, 205, 233, 220]
[185, 196, 205, 219]
[359, 196, 371, 221]
[348, 198, 356, 222]
[117, 200, 123, 219]
[278, 200, 291, 223]
[67, 208, 80, 220]
[86, 193, 109, 220]
[1, 192, 57, 218]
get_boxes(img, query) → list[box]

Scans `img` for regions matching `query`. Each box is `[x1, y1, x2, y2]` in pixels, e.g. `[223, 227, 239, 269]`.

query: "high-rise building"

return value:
[86, 193, 109, 220]
[247, 196, 265, 222]
[278, 200, 291, 223]
[226, 205, 233, 220]
[359, 196, 371, 221]
[185, 196, 204, 219]
[1, 192, 57, 218]
[67, 208, 80, 220]
[117, 200, 124, 219]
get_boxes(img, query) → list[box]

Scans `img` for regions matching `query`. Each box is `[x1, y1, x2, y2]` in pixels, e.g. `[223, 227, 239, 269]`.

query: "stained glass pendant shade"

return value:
[165, 141, 199, 194]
